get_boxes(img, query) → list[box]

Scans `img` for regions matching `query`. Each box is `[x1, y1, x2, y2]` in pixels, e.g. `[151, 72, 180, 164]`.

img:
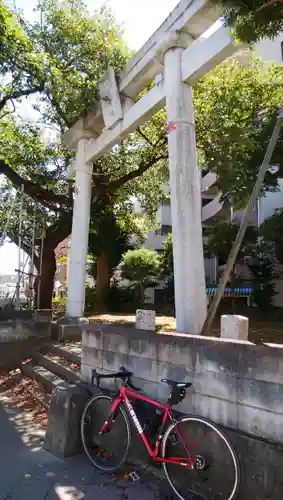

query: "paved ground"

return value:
[0, 395, 174, 500]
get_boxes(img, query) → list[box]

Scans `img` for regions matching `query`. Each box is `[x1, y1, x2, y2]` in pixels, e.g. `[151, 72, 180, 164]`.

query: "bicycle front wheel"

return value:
[161, 416, 240, 500]
[81, 394, 131, 472]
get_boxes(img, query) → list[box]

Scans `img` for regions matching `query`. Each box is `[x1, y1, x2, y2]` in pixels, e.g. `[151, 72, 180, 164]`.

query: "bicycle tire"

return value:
[81, 394, 131, 472]
[161, 415, 240, 500]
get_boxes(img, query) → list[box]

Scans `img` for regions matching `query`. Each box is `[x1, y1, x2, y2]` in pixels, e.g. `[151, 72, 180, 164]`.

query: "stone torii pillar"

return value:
[66, 138, 93, 319]
[63, 0, 238, 334]
[157, 32, 207, 333]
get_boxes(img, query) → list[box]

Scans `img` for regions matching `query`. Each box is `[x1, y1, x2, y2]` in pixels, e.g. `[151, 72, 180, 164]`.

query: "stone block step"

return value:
[34, 352, 80, 385]
[40, 342, 81, 366]
[21, 362, 65, 393]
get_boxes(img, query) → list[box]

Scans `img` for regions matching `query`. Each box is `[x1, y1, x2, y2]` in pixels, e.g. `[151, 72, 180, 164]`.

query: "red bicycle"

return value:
[81, 367, 240, 500]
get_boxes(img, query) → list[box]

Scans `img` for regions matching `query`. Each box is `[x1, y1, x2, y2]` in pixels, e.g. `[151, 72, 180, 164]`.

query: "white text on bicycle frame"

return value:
[125, 400, 143, 434]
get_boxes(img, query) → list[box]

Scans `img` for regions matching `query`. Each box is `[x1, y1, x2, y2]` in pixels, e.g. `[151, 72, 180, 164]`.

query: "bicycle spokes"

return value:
[162, 417, 239, 500]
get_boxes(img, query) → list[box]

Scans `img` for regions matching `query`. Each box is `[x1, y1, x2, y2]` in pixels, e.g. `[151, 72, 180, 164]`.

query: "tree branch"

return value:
[108, 153, 168, 192]
[137, 128, 154, 146]
[255, 0, 283, 11]
[0, 85, 45, 112]
[0, 159, 71, 210]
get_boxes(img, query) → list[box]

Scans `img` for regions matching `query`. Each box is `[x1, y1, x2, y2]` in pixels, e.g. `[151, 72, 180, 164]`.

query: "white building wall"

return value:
[157, 203, 172, 226]
[255, 35, 282, 65]
[258, 179, 283, 224]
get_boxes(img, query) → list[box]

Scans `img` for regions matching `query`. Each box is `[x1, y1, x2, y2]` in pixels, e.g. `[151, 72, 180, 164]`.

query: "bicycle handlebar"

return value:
[91, 366, 141, 391]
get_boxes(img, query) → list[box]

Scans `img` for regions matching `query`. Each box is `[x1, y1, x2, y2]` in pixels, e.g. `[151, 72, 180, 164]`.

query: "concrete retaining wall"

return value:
[81, 323, 283, 444]
[81, 323, 283, 499]
[0, 310, 51, 342]
[0, 337, 43, 370]
[0, 310, 52, 369]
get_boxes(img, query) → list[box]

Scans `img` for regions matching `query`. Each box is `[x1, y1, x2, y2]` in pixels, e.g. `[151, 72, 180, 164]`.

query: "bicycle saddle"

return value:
[161, 379, 192, 389]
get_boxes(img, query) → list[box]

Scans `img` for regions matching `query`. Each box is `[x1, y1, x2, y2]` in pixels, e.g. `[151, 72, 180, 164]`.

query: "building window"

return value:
[155, 225, 172, 236]
[281, 40, 283, 61]
[161, 199, 170, 207]
[161, 225, 172, 236]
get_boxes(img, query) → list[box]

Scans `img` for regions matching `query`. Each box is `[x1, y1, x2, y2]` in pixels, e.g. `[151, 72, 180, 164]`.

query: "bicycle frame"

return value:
[98, 385, 196, 468]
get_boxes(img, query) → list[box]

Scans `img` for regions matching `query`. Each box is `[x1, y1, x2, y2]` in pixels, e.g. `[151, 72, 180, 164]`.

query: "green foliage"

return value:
[205, 221, 257, 264]
[52, 295, 66, 314]
[84, 281, 137, 313]
[0, 2, 46, 109]
[210, 0, 283, 43]
[57, 255, 67, 264]
[121, 248, 161, 303]
[88, 209, 137, 278]
[160, 233, 175, 305]
[0, 0, 169, 308]
[160, 233, 173, 278]
[121, 248, 161, 283]
[106, 282, 137, 312]
[248, 243, 278, 309]
[84, 284, 96, 313]
[261, 208, 283, 266]
[194, 58, 283, 208]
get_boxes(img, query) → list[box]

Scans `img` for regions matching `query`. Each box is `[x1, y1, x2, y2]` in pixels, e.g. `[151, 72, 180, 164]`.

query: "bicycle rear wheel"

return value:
[81, 394, 131, 472]
[161, 416, 240, 500]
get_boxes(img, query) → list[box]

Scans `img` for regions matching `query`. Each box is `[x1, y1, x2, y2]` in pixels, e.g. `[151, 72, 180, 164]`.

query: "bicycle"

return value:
[81, 367, 240, 500]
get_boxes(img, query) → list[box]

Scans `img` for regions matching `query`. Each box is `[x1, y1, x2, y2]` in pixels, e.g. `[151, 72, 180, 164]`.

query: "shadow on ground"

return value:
[0, 395, 174, 500]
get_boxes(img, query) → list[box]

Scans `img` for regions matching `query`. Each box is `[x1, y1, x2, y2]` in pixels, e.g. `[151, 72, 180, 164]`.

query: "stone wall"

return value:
[81, 323, 283, 445]
[0, 310, 51, 369]
[81, 323, 283, 499]
[0, 310, 51, 342]
[0, 337, 43, 370]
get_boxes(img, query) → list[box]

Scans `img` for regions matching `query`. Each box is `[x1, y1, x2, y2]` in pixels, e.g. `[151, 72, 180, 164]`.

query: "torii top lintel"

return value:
[63, 0, 241, 162]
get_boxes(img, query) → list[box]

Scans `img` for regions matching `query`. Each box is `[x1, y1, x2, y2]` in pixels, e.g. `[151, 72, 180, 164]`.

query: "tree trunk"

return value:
[35, 220, 72, 310]
[38, 244, 57, 309]
[96, 252, 109, 312]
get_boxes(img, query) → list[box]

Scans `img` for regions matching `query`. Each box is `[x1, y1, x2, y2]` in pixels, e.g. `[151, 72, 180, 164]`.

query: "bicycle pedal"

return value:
[128, 471, 140, 483]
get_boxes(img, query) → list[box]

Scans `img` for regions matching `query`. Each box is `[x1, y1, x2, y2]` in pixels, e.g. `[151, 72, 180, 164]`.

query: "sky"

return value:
[0, 0, 181, 275]
[13, 0, 181, 51]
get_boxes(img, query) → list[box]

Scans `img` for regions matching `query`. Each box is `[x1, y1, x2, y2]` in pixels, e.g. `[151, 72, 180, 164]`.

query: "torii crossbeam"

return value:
[64, 0, 240, 334]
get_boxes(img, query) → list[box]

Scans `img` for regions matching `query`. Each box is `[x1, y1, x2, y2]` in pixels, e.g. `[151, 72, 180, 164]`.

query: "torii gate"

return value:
[64, 0, 240, 334]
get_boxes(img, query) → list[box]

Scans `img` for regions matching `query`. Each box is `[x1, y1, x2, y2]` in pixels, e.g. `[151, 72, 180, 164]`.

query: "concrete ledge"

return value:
[51, 317, 88, 341]
[0, 337, 43, 370]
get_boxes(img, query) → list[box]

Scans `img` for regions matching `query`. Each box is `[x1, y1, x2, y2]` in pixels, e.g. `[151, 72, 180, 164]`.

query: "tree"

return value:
[87, 209, 138, 311]
[0, 0, 168, 309]
[248, 242, 278, 309]
[0, 2, 46, 112]
[194, 58, 283, 209]
[210, 0, 283, 43]
[261, 208, 283, 265]
[2, 2, 282, 313]
[205, 221, 256, 268]
[159, 233, 174, 305]
[121, 248, 161, 304]
[253, 208, 283, 308]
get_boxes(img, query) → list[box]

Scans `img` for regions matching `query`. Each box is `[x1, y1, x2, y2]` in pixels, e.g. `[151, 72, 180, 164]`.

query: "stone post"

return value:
[158, 32, 207, 334]
[221, 314, 249, 341]
[135, 309, 156, 331]
[66, 139, 93, 318]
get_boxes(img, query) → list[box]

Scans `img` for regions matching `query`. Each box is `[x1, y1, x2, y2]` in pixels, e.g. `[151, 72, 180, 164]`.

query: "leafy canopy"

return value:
[210, 0, 283, 43]
[121, 248, 161, 287]
[0, 0, 168, 249]
[261, 208, 283, 265]
[194, 58, 283, 208]
[204, 221, 257, 264]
